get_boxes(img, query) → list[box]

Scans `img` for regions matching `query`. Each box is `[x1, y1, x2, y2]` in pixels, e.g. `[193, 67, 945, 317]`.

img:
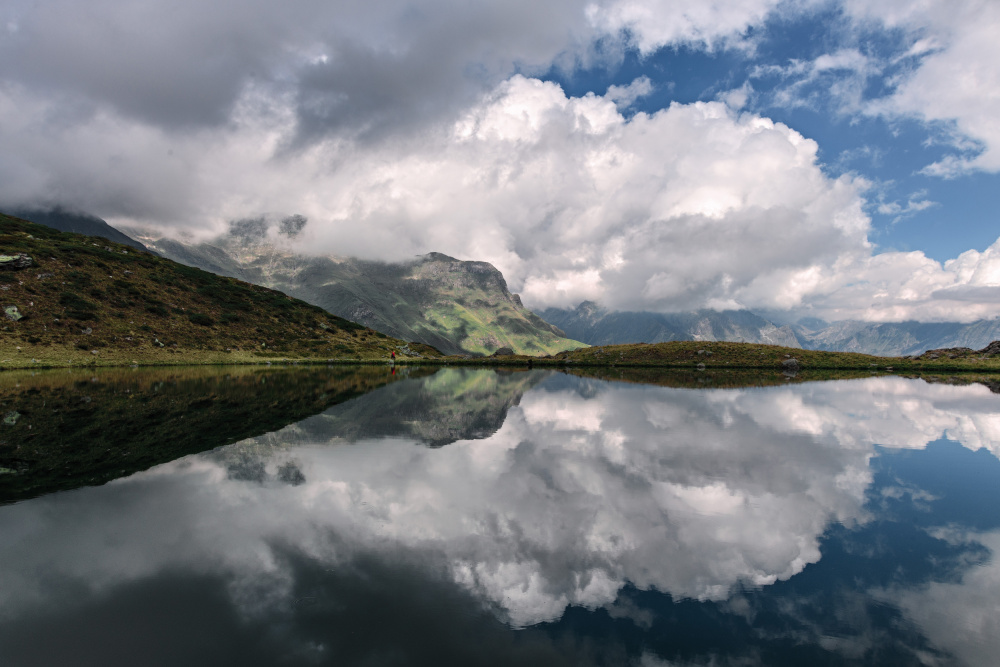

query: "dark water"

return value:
[1, 367, 999, 666]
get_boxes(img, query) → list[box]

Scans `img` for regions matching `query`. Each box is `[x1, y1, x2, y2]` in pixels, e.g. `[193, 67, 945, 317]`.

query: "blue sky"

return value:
[1, 0, 998, 322]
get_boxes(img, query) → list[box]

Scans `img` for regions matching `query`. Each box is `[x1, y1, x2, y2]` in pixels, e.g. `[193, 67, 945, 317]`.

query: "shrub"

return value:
[59, 292, 96, 311]
[188, 312, 214, 326]
[65, 271, 92, 287]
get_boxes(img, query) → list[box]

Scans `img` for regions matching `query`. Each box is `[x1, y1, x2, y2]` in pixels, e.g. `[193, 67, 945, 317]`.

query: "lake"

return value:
[1, 366, 999, 665]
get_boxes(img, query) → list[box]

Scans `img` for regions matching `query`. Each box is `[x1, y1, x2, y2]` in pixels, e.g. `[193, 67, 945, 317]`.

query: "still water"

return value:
[1, 366, 999, 665]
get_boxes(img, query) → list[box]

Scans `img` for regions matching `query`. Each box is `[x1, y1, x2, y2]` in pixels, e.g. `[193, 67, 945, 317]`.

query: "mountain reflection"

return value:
[1, 370, 999, 665]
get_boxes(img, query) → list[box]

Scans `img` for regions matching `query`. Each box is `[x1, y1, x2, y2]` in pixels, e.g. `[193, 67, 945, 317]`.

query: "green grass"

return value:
[421, 340, 1000, 372]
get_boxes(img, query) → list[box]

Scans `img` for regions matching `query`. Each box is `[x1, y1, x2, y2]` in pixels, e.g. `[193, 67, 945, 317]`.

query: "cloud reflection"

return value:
[0, 373, 998, 633]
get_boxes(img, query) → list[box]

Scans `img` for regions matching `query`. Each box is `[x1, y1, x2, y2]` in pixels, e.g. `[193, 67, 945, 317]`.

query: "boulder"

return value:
[781, 358, 800, 372]
[978, 340, 1000, 357]
[4, 305, 22, 321]
[0, 253, 33, 270]
[491, 347, 515, 357]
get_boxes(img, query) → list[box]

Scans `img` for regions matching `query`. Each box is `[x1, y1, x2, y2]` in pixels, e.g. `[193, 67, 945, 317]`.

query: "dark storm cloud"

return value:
[0, 0, 599, 138]
[1, 0, 282, 128]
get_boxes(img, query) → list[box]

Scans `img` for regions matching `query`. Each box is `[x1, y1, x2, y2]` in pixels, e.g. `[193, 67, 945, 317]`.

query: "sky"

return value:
[1, 0, 999, 323]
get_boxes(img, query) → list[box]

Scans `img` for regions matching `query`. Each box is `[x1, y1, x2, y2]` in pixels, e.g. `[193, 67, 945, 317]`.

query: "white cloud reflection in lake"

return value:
[1, 372, 999, 633]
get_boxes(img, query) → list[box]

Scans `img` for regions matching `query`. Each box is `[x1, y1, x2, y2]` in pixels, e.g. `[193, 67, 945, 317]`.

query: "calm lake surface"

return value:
[2, 366, 1000, 666]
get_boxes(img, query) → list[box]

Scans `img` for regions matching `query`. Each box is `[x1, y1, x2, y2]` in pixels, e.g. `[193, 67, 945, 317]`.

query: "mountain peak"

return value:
[422, 251, 460, 263]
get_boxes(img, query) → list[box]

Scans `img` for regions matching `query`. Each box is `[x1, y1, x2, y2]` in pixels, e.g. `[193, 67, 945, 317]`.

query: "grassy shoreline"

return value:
[5, 339, 1000, 373]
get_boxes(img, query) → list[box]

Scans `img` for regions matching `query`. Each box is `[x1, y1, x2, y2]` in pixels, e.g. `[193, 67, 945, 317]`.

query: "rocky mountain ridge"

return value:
[129, 224, 583, 357]
[789, 318, 1000, 356]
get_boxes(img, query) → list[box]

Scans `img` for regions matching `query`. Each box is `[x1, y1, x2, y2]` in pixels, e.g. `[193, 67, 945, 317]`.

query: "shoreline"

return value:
[5, 339, 1000, 374]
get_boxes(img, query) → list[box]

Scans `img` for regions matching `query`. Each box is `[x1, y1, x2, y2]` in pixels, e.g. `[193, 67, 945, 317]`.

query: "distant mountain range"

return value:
[790, 318, 1000, 357]
[539, 301, 1000, 357]
[127, 223, 583, 357]
[538, 301, 801, 348]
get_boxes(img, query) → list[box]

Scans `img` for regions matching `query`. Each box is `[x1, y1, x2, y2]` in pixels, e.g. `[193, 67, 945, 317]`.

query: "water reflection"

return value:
[0, 364, 427, 502]
[1, 369, 999, 665]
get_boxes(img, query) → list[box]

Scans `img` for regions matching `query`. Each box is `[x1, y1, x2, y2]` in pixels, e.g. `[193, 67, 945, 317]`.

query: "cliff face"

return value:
[134, 233, 583, 357]
[538, 302, 802, 348]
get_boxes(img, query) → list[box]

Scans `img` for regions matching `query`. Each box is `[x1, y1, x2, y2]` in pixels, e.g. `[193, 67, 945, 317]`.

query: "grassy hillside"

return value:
[451, 340, 1000, 372]
[0, 214, 442, 368]
[134, 227, 586, 356]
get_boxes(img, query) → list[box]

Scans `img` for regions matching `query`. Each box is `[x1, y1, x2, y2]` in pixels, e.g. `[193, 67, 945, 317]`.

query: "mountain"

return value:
[791, 318, 1000, 356]
[538, 301, 801, 348]
[131, 226, 584, 357]
[3, 207, 153, 254]
[536, 301, 1000, 356]
[0, 213, 439, 367]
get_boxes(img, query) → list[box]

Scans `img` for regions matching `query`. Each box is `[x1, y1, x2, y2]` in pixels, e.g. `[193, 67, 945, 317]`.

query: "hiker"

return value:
[391, 350, 396, 362]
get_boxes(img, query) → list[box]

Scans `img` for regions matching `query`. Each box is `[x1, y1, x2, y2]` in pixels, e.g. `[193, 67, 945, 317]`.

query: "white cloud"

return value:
[585, 0, 787, 53]
[5, 67, 1000, 321]
[751, 47, 877, 115]
[845, 0, 1000, 174]
[605, 76, 653, 109]
[875, 192, 936, 222]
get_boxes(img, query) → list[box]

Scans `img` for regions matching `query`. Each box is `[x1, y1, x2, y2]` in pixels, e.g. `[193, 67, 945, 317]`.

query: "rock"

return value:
[0, 253, 33, 270]
[696, 362, 706, 370]
[978, 340, 1000, 357]
[491, 347, 515, 357]
[3, 410, 20, 425]
[781, 358, 800, 371]
[277, 462, 306, 486]
[4, 305, 22, 321]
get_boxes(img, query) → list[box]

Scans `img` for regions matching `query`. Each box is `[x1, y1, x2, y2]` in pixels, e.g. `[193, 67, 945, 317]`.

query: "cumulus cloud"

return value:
[2, 0, 999, 321]
[1, 372, 998, 630]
